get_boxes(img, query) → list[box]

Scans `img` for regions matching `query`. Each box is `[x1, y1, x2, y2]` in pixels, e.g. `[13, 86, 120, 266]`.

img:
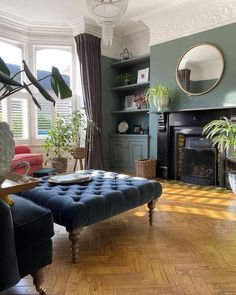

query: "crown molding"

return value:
[133, 0, 236, 46]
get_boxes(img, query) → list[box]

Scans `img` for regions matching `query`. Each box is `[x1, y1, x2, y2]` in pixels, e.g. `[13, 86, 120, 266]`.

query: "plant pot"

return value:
[228, 171, 236, 193]
[51, 157, 68, 173]
[156, 95, 169, 112]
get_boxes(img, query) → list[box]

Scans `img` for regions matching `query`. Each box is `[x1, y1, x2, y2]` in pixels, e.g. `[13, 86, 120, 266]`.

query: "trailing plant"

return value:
[203, 117, 236, 157]
[145, 82, 172, 111]
[0, 57, 72, 108]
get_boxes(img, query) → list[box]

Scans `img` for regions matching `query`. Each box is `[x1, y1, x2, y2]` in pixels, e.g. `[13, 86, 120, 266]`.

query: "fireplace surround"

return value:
[157, 108, 236, 187]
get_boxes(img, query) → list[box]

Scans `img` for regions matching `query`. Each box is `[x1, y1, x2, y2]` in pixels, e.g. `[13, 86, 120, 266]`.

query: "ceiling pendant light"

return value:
[87, 0, 129, 47]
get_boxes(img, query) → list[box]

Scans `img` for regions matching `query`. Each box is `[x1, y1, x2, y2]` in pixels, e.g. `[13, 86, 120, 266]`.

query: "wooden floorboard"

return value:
[3, 180, 236, 295]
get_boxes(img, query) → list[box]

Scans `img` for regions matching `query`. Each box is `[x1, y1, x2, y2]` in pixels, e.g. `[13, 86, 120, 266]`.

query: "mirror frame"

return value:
[176, 43, 224, 96]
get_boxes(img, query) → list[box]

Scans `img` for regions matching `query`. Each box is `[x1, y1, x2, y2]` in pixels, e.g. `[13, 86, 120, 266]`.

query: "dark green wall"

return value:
[149, 22, 236, 158]
[150, 22, 236, 110]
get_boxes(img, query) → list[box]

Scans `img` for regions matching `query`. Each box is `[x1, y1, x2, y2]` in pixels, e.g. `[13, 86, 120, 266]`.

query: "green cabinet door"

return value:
[110, 135, 149, 172]
[110, 139, 128, 169]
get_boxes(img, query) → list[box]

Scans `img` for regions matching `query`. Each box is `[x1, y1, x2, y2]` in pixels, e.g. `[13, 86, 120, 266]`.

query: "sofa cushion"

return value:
[12, 153, 43, 166]
[10, 195, 54, 253]
[15, 145, 31, 154]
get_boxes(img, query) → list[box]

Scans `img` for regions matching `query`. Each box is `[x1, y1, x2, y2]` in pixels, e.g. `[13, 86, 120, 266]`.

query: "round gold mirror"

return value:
[176, 43, 224, 96]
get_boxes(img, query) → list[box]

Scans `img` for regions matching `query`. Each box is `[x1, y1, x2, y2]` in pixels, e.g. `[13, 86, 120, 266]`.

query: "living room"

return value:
[1, 0, 236, 294]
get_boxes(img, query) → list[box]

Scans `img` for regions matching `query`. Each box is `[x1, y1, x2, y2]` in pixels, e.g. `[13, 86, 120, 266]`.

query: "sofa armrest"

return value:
[0, 199, 20, 292]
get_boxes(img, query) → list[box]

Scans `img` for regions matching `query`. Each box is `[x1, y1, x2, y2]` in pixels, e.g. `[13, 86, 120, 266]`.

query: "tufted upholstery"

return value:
[20, 170, 162, 231]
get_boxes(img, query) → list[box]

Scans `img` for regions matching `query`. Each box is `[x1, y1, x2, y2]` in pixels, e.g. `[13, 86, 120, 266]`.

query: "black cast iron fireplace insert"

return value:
[181, 137, 217, 186]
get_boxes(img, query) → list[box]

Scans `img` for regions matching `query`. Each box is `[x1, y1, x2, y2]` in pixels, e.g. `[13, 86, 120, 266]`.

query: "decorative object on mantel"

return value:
[203, 117, 236, 193]
[0, 122, 15, 187]
[87, 0, 129, 47]
[145, 82, 172, 112]
[120, 48, 132, 60]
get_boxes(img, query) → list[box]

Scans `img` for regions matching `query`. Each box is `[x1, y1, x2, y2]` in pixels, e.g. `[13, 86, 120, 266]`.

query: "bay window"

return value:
[0, 38, 77, 144]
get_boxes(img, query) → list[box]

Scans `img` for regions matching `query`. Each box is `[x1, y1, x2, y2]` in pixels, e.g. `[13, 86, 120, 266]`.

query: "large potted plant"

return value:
[203, 117, 236, 193]
[42, 117, 72, 173]
[0, 57, 72, 182]
[145, 82, 172, 112]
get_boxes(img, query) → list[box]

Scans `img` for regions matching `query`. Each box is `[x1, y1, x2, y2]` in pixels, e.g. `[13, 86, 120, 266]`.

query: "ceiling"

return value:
[0, 0, 181, 34]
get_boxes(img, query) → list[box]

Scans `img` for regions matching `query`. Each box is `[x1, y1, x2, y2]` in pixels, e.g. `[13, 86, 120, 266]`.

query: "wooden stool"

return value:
[73, 147, 86, 172]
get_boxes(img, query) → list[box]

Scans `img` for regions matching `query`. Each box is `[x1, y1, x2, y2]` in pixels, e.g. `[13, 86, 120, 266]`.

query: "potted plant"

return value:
[0, 57, 72, 182]
[145, 82, 172, 112]
[203, 117, 236, 193]
[116, 73, 132, 86]
[42, 117, 72, 173]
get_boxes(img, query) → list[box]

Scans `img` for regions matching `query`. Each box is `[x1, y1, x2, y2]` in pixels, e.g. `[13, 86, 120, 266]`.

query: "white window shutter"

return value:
[11, 98, 28, 139]
[56, 99, 72, 123]
[36, 98, 52, 138]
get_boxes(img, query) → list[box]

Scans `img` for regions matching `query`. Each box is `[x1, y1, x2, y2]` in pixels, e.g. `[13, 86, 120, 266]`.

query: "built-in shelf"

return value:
[111, 55, 150, 68]
[111, 81, 150, 92]
[111, 109, 149, 114]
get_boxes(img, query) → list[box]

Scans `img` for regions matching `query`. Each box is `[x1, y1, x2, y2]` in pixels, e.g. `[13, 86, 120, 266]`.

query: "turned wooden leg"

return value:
[68, 228, 83, 263]
[31, 268, 46, 295]
[147, 199, 157, 225]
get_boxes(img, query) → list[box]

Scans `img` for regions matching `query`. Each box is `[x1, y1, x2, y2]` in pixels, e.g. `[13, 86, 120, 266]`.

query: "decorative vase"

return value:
[0, 122, 15, 185]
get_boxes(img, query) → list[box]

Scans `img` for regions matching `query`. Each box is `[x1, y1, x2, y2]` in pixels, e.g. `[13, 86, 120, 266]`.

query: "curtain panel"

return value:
[74, 33, 104, 169]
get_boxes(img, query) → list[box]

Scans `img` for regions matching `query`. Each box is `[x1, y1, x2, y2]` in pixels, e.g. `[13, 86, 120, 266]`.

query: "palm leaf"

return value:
[0, 57, 10, 76]
[51, 67, 72, 99]
[23, 60, 55, 105]
[23, 82, 41, 110]
[0, 70, 22, 87]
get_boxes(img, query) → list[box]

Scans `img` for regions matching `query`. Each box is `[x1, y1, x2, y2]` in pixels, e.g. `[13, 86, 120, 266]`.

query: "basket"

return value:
[135, 158, 157, 178]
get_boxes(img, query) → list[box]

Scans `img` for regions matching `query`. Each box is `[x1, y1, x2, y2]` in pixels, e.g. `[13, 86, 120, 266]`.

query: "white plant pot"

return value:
[228, 172, 236, 193]
[153, 95, 169, 112]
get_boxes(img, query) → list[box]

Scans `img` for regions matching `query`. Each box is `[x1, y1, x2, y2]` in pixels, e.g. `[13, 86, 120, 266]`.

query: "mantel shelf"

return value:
[111, 109, 149, 114]
[111, 82, 150, 92]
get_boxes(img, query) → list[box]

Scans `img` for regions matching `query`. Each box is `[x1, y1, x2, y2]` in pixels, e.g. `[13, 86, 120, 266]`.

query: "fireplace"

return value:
[157, 108, 236, 187]
[181, 137, 216, 185]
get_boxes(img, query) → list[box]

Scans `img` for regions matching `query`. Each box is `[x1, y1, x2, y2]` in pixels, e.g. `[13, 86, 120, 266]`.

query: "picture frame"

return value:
[124, 95, 136, 110]
[133, 125, 141, 134]
[137, 67, 149, 83]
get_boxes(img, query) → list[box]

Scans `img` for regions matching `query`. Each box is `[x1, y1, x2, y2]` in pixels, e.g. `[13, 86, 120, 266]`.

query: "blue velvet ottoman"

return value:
[20, 170, 162, 263]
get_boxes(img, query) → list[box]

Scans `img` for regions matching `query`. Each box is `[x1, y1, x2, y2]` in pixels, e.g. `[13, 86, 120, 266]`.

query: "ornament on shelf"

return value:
[120, 48, 132, 60]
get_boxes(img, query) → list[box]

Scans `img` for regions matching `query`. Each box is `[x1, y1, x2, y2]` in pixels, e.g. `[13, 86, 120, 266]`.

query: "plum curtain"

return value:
[74, 33, 104, 169]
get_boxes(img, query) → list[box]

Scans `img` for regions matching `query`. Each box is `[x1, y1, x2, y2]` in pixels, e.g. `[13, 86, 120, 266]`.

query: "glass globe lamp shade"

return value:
[87, 0, 129, 47]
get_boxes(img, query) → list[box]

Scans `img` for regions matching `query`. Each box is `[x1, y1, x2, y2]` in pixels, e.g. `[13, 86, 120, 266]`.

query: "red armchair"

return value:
[12, 145, 43, 175]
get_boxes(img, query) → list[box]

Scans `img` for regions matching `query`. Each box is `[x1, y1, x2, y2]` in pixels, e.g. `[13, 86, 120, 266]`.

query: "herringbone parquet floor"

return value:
[3, 180, 236, 295]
